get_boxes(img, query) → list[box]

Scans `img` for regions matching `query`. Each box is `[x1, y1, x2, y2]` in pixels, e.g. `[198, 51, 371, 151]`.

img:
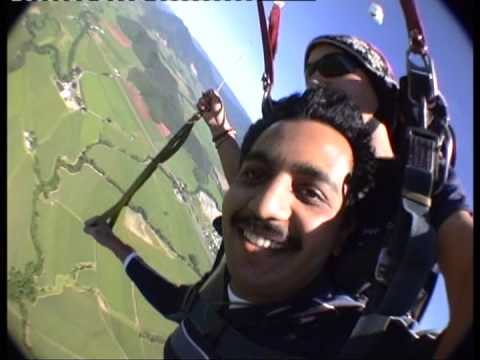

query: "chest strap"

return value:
[170, 256, 302, 359]
[187, 300, 295, 359]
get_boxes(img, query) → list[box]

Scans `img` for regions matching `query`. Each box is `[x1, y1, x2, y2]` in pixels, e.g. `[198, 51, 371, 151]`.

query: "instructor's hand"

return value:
[84, 216, 134, 262]
[84, 216, 120, 250]
[197, 89, 231, 134]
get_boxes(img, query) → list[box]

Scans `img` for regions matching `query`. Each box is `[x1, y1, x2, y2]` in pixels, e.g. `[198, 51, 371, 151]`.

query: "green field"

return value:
[7, 113, 28, 187]
[7, 157, 37, 271]
[100, 122, 151, 161]
[35, 111, 102, 181]
[81, 72, 141, 135]
[29, 288, 129, 359]
[98, 22, 144, 71]
[76, 268, 97, 289]
[8, 301, 35, 358]
[74, 33, 112, 75]
[14, 52, 67, 141]
[7, 2, 227, 358]
[95, 246, 138, 323]
[50, 165, 121, 220]
[35, 198, 94, 288]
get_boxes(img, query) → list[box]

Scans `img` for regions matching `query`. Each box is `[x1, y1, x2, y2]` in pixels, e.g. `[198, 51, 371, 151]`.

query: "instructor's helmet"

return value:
[304, 35, 399, 131]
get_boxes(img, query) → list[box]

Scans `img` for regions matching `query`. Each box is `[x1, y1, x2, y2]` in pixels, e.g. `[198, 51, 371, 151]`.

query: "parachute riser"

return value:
[403, 48, 453, 195]
[257, 0, 282, 118]
[400, 0, 455, 193]
[341, 3, 454, 355]
[364, 0, 456, 325]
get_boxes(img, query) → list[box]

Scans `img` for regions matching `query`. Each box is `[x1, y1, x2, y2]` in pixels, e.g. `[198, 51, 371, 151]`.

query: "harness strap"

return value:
[400, 0, 427, 53]
[268, 2, 282, 64]
[342, 3, 446, 355]
[171, 257, 296, 359]
[375, 127, 439, 316]
[410, 265, 439, 321]
[356, 127, 440, 314]
[257, 0, 274, 93]
[339, 314, 439, 359]
[187, 300, 291, 359]
[428, 96, 456, 194]
[168, 322, 211, 360]
[378, 203, 436, 315]
[174, 252, 303, 359]
[257, 0, 283, 118]
[171, 313, 300, 359]
[99, 115, 200, 227]
[198, 256, 228, 301]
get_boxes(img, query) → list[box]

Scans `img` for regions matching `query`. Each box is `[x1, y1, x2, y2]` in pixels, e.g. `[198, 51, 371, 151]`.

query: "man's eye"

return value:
[238, 166, 265, 184]
[296, 186, 327, 205]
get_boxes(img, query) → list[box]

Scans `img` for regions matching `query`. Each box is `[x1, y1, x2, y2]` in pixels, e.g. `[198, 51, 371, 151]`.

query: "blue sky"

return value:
[167, 1, 472, 332]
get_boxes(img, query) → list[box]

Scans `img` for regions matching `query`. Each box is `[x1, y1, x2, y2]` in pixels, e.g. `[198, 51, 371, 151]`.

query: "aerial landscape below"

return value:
[7, 1, 249, 358]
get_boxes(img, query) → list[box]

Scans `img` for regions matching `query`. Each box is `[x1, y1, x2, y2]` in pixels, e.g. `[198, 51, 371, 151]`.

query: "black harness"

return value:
[339, 1, 456, 357]
[205, 1, 455, 358]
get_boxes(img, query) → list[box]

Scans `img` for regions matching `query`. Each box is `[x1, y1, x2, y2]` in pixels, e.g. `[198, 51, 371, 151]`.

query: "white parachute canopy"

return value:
[369, 3, 384, 25]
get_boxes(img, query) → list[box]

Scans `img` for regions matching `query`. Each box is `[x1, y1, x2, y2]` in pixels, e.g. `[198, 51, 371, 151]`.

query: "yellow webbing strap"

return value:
[99, 112, 202, 228]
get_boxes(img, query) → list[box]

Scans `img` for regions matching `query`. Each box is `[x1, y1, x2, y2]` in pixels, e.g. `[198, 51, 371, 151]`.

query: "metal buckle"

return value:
[406, 49, 438, 110]
[261, 72, 271, 94]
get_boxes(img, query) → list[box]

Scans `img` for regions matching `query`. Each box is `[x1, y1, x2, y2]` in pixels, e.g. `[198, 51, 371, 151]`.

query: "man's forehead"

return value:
[243, 149, 342, 194]
[246, 119, 353, 184]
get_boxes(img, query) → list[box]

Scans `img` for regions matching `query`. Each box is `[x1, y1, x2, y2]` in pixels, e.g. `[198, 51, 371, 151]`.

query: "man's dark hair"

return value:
[240, 85, 376, 209]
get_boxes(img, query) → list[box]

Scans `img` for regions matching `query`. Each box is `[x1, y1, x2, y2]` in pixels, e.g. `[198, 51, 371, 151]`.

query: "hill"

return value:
[148, 1, 253, 139]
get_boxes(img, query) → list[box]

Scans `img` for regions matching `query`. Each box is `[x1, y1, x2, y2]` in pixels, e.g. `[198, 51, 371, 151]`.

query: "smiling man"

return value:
[222, 114, 358, 305]
[85, 85, 382, 358]
[199, 34, 473, 359]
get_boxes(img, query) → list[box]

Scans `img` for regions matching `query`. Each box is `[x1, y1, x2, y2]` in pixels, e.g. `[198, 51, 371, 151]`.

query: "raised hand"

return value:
[197, 89, 231, 132]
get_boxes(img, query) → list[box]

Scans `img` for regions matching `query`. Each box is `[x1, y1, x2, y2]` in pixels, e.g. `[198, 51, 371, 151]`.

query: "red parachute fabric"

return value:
[257, 0, 282, 89]
[268, 2, 282, 62]
[400, 0, 427, 53]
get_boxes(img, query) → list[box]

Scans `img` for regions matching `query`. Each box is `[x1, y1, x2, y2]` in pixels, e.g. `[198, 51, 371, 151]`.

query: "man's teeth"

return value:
[243, 230, 284, 249]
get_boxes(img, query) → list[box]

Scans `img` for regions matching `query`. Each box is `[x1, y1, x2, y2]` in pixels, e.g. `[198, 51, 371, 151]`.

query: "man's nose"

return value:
[247, 175, 292, 221]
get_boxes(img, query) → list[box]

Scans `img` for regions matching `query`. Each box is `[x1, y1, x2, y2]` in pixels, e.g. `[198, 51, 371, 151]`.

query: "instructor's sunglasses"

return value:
[305, 52, 360, 79]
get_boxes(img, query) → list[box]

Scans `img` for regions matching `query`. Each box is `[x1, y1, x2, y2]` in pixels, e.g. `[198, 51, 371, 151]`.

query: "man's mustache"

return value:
[231, 214, 301, 250]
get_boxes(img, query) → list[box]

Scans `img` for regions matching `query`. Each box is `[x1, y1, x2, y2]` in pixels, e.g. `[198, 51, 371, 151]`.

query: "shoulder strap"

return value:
[198, 255, 227, 303]
[180, 251, 226, 315]
[172, 254, 300, 359]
